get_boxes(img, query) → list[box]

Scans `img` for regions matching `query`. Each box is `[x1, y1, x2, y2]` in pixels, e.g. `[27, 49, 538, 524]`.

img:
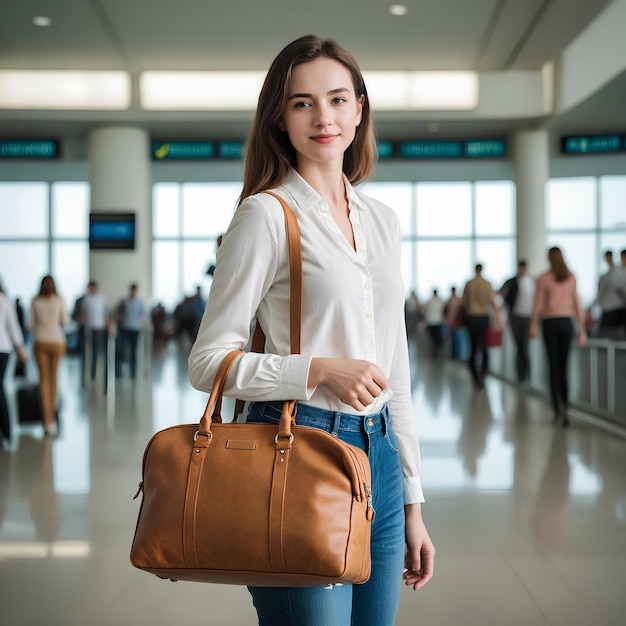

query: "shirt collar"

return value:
[279, 169, 365, 213]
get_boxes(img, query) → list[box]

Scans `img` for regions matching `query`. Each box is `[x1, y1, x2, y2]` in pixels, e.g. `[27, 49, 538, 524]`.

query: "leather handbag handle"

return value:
[198, 192, 303, 444]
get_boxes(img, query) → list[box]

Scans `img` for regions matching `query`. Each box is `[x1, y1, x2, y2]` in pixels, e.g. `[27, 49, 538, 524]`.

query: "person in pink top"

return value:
[530, 247, 586, 426]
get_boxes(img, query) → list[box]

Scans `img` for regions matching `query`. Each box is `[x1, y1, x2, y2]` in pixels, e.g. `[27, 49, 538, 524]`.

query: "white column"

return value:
[513, 130, 548, 276]
[87, 127, 152, 307]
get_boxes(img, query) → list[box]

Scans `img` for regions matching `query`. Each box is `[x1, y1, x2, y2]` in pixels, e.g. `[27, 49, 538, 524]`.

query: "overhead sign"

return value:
[152, 141, 216, 160]
[561, 134, 623, 154]
[0, 139, 59, 158]
[396, 139, 505, 160]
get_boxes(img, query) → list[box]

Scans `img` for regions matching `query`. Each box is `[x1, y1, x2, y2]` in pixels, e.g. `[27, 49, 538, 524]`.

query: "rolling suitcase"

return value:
[17, 383, 44, 424]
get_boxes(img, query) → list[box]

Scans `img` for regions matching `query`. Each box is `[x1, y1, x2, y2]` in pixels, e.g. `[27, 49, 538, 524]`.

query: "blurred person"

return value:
[0, 279, 28, 442]
[444, 286, 462, 359]
[188, 35, 434, 625]
[530, 247, 586, 426]
[593, 250, 624, 339]
[422, 289, 445, 358]
[500, 260, 535, 382]
[15, 298, 28, 343]
[29, 275, 69, 435]
[114, 283, 147, 379]
[462, 264, 501, 389]
[617, 248, 626, 334]
[79, 280, 110, 389]
[404, 290, 421, 336]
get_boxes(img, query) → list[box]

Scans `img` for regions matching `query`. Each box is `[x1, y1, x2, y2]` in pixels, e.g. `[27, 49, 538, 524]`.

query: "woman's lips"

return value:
[311, 134, 337, 144]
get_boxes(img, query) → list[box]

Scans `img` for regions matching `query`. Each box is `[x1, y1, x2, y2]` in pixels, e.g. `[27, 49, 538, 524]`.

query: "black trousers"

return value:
[541, 317, 573, 415]
[465, 315, 489, 385]
[510, 315, 531, 382]
[0, 352, 10, 440]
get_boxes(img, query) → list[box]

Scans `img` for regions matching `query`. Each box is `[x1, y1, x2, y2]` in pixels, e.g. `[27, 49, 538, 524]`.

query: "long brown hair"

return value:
[548, 247, 570, 282]
[38, 275, 58, 297]
[239, 35, 376, 204]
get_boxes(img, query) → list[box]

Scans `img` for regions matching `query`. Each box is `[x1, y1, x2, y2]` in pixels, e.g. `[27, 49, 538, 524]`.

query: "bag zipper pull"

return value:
[132, 481, 144, 500]
[364, 482, 375, 521]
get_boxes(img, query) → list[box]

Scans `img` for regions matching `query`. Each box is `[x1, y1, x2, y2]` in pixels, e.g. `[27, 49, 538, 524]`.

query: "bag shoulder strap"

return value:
[232, 191, 302, 420]
[261, 191, 302, 355]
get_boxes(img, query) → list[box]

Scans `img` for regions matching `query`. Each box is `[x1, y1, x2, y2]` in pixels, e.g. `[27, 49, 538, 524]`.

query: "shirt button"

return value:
[365, 282, 371, 290]
[354, 223, 361, 230]
[367, 419, 374, 427]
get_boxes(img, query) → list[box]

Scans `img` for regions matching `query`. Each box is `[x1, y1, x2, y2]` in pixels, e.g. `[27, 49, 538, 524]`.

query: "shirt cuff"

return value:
[403, 476, 425, 504]
[278, 355, 316, 400]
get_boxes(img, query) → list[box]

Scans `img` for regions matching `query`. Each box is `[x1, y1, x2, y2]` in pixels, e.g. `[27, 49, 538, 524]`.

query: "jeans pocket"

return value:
[384, 426, 399, 453]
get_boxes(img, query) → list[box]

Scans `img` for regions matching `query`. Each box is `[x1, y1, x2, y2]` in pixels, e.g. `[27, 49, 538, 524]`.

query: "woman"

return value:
[530, 247, 586, 426]
[188, 35, 434, 625]
[30, 275, 69, 435]
[0, 279, 28, 442]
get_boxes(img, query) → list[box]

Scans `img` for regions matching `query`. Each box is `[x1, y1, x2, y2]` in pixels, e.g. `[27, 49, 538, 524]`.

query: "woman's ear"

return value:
[277, 120, 286, 132]
[355, 94, 365, 127]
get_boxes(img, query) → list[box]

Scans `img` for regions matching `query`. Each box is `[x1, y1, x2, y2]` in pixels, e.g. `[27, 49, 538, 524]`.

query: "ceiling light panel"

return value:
[364, 71, 478, 110]
[140, 71, 266, 110]
[0, 71, 131, 110]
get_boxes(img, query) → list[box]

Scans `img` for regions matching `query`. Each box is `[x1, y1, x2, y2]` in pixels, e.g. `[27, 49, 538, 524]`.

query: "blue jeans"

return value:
[246, 401, 405, 626]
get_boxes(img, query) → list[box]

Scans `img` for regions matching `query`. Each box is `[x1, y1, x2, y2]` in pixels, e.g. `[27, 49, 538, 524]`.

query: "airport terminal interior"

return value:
[2, 1, 626, 624]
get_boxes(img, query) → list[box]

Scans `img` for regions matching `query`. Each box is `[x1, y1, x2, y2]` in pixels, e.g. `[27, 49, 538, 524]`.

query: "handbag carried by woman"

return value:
[130, 193, 374, 586]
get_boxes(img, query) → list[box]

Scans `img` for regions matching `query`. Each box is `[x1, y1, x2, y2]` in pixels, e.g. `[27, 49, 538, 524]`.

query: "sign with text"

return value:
[0, 140, 59, 158]
[561, 135, 623, 154]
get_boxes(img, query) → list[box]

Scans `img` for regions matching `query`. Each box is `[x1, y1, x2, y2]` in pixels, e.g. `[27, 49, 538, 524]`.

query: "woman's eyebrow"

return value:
[287, 87, 350, 101]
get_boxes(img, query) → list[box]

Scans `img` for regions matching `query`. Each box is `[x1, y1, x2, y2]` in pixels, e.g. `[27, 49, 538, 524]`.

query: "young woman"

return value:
[188, 35, 434, 625]
[530, 247, 586, 425]
[30, 275, 69, 434]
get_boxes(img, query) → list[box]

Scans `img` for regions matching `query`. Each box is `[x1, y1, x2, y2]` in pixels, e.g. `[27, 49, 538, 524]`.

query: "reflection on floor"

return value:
[1, 339, 626, 626]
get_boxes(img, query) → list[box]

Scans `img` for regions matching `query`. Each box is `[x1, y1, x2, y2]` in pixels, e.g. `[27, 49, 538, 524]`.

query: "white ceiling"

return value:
[0, 0, 623, 141]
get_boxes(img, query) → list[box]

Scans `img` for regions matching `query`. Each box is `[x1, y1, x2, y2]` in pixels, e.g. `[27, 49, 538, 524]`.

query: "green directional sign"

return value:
[561, 135, 622, 154]
[464, 139, 506, 158]
[152, 141, 215, 160]
[399, 141, 463, 159]
[0, 140, 59, 158]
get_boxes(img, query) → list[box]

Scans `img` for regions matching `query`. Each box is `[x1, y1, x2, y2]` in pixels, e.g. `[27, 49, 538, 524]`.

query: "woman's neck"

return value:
[297, 162, 346, 206]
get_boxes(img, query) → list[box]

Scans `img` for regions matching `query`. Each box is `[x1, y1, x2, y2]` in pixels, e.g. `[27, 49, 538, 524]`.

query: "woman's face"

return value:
[281, 58, 364, 170]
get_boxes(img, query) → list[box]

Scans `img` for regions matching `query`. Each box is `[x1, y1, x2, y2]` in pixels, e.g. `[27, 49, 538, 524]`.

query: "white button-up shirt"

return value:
[189, 170, 423, 503]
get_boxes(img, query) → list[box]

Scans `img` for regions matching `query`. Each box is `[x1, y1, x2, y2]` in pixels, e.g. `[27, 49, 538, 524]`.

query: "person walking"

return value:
[188, 35, 434, 626]
[423, 289, 445, 358]
[500, 260, 535, 382]
[462, 264, 501, 388]
[530, 247, 586, 426]
[593, 250, 625, 339]
[79, 281, 110, 389]
[114, 283, 146, 379]
[0, 280, 28, 442]
[29, 275, 69, 435]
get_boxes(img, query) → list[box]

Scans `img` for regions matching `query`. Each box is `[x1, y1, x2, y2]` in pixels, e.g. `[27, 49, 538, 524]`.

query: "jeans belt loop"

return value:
[331, 412, 341, 436]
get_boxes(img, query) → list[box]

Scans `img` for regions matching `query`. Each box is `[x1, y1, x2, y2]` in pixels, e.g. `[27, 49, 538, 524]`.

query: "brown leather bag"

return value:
[130, 193, 375, 586]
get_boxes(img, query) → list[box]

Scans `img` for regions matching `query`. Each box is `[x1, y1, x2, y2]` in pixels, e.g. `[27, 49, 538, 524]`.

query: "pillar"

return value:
[513, 129, 548, 275]
[87, 127, 152, 307]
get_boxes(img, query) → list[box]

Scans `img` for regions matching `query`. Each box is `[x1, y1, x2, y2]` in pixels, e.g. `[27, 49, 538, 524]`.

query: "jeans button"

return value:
[367, 418, 374, 427]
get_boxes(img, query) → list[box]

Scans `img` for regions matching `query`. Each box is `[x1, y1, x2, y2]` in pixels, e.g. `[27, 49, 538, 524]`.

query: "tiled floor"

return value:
[1, 339, 626, 625]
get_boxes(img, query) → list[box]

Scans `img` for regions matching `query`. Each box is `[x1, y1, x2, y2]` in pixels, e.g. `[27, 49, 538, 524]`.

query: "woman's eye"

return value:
[332, 97, 347, 104]
[294, 101, 311, 109]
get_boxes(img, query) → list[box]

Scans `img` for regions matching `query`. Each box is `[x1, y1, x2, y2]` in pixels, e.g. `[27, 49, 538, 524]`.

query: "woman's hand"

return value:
[529, 322, 538, 339]
[578, 328, 587, 347]
[308, 358, 389, 411]
[403, 503, 435, 591]
[17, 345, 28, 362]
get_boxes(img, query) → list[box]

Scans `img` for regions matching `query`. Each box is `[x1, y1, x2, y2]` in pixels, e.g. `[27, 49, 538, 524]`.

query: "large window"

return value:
[0, 182, 89, 310]
[152, 182, 240, 310]
[360, 180, 516, 302]
[546, 175, 626, 306]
